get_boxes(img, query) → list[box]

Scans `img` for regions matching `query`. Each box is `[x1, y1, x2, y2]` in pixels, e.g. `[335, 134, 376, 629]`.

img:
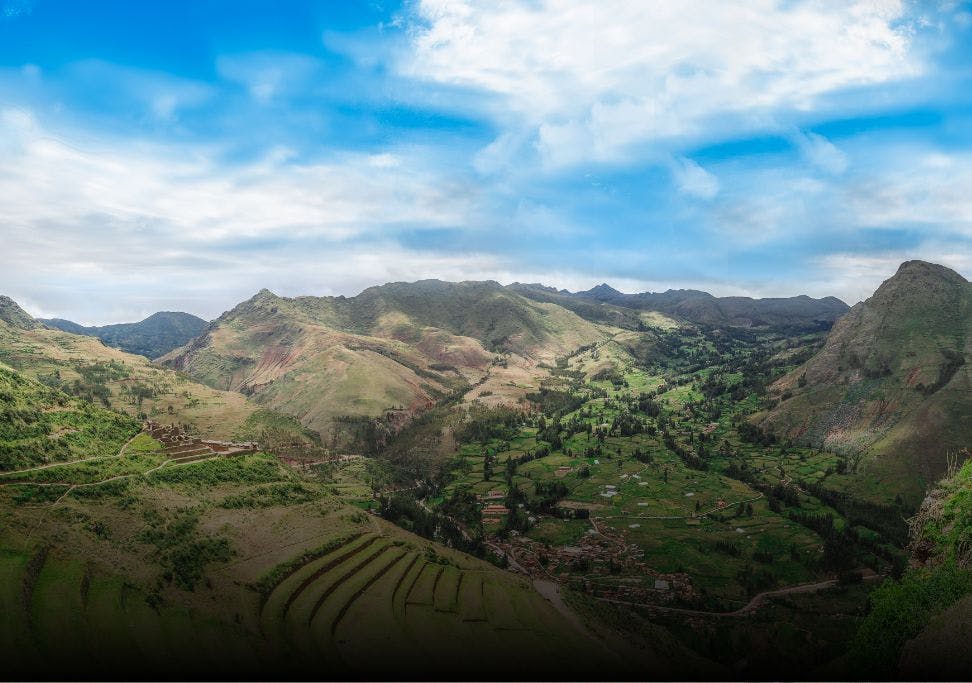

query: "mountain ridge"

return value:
[161, 280, 609, 440]
[41, 310, 208, 359]
[510, 282, 849, 330]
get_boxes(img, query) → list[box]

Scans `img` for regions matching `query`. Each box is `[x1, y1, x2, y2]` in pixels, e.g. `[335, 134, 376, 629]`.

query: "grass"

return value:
[149, 452, 284, 487]
[0, 362, 139, 471]
[0, 321, 260, 440]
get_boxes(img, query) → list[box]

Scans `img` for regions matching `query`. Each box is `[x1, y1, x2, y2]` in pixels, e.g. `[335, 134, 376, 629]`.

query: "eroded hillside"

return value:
[161, 281, 608, 439]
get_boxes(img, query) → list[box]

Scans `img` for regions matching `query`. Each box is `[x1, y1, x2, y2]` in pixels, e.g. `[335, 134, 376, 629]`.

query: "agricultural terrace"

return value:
[422, 325, 905, 610]
[0, 429, 617, 679]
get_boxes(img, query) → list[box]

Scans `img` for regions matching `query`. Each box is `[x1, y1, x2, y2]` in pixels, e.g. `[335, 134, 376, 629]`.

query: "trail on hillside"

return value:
[0, 429, 146, 478]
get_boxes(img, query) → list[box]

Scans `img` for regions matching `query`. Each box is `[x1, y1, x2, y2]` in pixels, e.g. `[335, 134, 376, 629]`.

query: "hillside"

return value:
[0, 295, 44, 331]
[0, 297, 260, 440]
[42, 311, 208, 359]
[565, 284, 849, 330]
[162, 281, 608, 440]
[0, 447, 681, 679]
[0, 362, 139, 471]
[850, 458, 972, 679]
[755, 260, 972, 504]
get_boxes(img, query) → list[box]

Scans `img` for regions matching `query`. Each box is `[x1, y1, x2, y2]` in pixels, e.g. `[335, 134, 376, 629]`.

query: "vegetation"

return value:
[0, 263, 968, 679]
[850, 563, 972, 677]
[0, 362, 139, 471]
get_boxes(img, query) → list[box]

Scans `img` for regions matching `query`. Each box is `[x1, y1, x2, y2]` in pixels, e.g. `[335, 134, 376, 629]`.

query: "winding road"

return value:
[593, 569, 882, 618]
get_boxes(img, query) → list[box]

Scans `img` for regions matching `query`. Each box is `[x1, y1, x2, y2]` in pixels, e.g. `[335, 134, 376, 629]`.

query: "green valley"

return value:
[0, 262, 968, 680]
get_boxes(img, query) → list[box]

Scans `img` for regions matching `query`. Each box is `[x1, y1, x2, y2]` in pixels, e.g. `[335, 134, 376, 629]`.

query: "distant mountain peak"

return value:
[580, 283, 623, 300]
[40, 309, 207, 359]
[253, 288, 279, 299]
[0, 295, 42, 330]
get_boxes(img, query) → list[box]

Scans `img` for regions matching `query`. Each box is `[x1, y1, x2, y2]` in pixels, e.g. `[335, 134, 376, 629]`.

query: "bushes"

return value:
[0, 364, 139, 471]
[454, 405, 522, 444]
[149, 453, 283, 487]
[139, 507, 234, 591]
[220, 482, 321, 509]
[850, 564, 972, 677]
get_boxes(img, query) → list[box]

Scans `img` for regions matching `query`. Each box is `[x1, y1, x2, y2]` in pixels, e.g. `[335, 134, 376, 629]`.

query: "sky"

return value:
[1, 0, 971, 324]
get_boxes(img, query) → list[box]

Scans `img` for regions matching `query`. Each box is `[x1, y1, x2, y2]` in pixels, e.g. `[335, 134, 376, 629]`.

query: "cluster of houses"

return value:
[489, 513, 695, 605]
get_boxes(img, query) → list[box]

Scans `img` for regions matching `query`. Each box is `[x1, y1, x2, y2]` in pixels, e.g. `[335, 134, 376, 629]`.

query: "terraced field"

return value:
[256, 531, 608, 678]
[0, 547, 265, 679]
[0, 528, 618, 679]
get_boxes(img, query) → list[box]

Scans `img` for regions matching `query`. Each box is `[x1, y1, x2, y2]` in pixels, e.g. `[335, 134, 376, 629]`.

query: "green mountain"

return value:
[562, 283, 849, 330]
[0, 295, 43, 331]
[161, 281, 606, 440]
[0, 296, 263, 440]
[756, 260, 972, 504]
[41, 311, 208, 359]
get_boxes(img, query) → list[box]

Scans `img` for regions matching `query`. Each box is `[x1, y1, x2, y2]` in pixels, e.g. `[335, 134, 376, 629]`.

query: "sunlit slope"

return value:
[0, 304, 258, 439]
[756, 261, 972, 503]
[851, 459, 972, 679]
[162, 281, 607, 435]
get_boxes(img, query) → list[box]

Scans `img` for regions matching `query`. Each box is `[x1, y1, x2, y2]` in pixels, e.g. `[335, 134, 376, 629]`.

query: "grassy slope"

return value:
[0, 317, 258, 439]
[0, 452, 629, 679]
[755, 261, 972, 505]
[162, 283, 607, 438]
[0, 362, 139, 470]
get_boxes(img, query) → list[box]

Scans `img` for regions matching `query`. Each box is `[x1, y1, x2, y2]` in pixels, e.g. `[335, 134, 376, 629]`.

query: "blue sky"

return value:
[1, 0, 971, 323]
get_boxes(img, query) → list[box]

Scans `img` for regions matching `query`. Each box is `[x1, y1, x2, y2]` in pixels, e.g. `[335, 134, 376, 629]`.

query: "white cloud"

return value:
[216, 52, 323, 104]
[0, 110, 472, 245]
[671, 158, 720, 200]
[846, 152, 972, 234]
[792, 130, 849, 174]
[404, 0, 921, 168]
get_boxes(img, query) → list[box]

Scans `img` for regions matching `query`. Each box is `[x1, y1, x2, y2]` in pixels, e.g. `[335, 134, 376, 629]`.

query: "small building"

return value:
[482, 504, 509, 517]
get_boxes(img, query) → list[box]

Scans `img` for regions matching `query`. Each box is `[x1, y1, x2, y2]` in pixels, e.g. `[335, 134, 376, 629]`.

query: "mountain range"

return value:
[40, 311, 207, 359]
[1, 260, 969, 679]
[156, 281, 846, 438]
[4, 264, 967, 495]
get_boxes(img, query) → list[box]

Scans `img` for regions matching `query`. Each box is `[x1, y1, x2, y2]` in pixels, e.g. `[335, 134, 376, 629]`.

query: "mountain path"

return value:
[0, 430, 147, 478]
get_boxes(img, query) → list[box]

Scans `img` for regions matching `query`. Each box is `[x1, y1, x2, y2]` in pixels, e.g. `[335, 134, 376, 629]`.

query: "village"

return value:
[475, 485, 696, 606]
